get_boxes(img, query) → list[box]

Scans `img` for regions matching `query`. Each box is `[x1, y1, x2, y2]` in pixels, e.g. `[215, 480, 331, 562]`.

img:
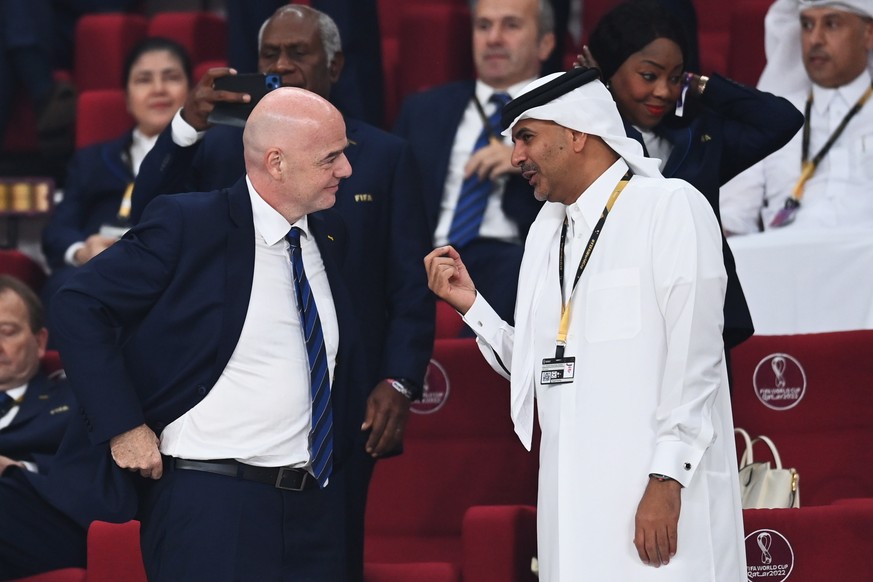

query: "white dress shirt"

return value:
[433, 78, 534, 247]
[160, 176, 340, 468]
[721, 71, 873, 234]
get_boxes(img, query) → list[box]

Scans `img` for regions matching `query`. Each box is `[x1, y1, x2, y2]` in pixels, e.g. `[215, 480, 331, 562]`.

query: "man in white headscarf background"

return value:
[721, 0, 873, 233]
[425, 68, 746, 581]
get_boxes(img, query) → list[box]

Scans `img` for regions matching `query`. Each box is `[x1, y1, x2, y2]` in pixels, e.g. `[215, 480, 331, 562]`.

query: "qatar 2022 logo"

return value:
[410, 359, 450, 415]
[745, 529, 794, 580]
[753, 353, 807, 411]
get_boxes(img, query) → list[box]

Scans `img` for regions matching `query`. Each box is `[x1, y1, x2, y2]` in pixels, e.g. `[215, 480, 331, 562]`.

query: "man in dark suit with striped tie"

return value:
[0, 87, 370, 580]
[394, 0, 556, 326]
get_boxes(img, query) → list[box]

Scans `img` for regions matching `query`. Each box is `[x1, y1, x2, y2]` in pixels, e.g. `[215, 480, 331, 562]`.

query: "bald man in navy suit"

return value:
[0, 88, 374, 580]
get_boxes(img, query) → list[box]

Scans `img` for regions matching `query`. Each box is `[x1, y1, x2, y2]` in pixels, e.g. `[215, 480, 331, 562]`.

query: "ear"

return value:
[537, 32, 556, 63]
[328, 51, 345, 84]
[35, 328, 48, 359]
[864, 18, 873, 51]
[264, 147, 284, 180]
[569, 130, 587, 153]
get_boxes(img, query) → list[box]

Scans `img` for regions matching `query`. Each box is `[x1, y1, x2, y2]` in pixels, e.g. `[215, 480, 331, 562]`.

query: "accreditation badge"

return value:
[540, 356, 576, 385]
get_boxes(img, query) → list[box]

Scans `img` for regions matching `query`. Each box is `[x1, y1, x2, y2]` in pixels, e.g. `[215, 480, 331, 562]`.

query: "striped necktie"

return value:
[447, 92, 512, 248]
[286, 227, 333, 488]
[0, 392, 15, 418]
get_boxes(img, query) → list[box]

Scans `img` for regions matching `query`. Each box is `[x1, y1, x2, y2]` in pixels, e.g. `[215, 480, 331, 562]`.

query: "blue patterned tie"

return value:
[286, 227, 333, 488]
[448, 92, 512, 248]
[0, 392, 15, 418]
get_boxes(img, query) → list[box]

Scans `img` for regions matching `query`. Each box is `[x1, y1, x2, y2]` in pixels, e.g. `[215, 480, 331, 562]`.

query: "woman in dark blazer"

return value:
[581, 0, 804, 351]
[40, 37, 192, 333]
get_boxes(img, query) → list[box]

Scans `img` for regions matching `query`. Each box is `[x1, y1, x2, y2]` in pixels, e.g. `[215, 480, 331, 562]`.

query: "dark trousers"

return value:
[140, 461, 352, 582]
[0, 469, 86, 580]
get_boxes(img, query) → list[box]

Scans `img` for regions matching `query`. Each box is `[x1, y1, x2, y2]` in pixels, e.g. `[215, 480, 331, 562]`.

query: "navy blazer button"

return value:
[196, 385, 207, 396]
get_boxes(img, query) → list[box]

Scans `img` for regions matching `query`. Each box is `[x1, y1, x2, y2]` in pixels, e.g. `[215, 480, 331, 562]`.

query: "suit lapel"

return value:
[308, 210, 359, 462]
[428, 82, 477, 226]
[210, 179, 256, 386]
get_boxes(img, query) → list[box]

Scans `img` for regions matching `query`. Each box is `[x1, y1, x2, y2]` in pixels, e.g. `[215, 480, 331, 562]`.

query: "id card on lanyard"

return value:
[540, 172, 631, 385]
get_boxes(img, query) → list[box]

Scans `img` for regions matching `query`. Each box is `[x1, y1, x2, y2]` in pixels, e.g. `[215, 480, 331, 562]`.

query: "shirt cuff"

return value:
[462, 293, 503, 337]
[171, 108, 206, 146]
[648, 439, 706, 488]
[65, 242, 85, 267]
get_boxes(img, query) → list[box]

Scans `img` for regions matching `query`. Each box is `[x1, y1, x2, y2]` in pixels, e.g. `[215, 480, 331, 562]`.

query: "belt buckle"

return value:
[275, 467, 309, 491]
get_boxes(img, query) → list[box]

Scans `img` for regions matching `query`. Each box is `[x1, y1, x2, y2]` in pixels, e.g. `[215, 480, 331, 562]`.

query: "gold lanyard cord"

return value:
[555, 173, 631, 356]
[792, 84, 873, 201]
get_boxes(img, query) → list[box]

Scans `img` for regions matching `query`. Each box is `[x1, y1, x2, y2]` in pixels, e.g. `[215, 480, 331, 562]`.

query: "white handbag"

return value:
[735, 427, 800, 509]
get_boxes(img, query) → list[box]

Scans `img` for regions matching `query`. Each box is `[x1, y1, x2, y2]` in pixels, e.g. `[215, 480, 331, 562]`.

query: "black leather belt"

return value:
[165, 457, 317, 491]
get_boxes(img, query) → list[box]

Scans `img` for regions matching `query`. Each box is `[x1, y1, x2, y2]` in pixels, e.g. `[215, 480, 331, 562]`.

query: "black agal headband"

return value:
[500, 67, 602, 131]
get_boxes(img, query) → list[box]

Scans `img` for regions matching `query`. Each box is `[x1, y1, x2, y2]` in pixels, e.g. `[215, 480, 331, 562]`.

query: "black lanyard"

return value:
[790, 84, 873, 201]
[555, 171, 632, 357]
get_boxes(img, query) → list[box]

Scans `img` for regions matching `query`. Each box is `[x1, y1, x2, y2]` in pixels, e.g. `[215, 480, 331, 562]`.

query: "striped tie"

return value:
[286, 227, 333, 488]
[447, 92, 512, 248]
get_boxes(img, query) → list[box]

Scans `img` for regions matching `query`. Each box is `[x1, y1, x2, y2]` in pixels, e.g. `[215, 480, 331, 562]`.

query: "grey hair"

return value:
[257, 5, 343, 64]
[469, 0, 555, 37]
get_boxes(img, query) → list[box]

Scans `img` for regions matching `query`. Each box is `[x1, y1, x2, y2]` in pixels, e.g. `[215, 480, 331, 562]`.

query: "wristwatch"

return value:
[386, 377, 422, 401]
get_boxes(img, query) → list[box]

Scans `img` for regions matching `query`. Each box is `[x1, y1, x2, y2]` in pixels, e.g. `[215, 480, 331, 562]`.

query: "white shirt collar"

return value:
[812, 69, 872, 115]
[568, 159, 631, 232]
[245, 175, 309, 246]
[2, 384, 27, 403]
[130, 128, 159, 176]
[475, 77, 537, 104]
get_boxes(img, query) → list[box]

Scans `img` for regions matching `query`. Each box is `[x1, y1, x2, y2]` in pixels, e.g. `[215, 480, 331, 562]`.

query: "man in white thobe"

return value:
[721, 0, 873, 234]
[425, 68, 746, 581]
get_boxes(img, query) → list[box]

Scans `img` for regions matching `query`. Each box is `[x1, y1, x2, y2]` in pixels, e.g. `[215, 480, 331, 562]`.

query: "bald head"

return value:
[243, 87, 351, 223]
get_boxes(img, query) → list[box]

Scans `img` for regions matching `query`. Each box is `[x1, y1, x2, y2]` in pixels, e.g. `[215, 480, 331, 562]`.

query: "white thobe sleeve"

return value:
[463, 293, 515, 381]
[649, 185, 727, 488]
[720, 160, 767, 235]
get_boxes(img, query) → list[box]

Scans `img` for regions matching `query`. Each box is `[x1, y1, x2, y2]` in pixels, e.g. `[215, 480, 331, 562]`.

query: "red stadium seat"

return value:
[727, 0, 769, 86]
[743, 505, 873, 581]
[435, 300, 464, 339]
[731, 331, 873, 505]
[85, 520, 148, 582]
[395, 4, 474, 109]
[147, 12, 228, 69]
[75, 90, 133, 150]
[0, 249, 47, 292]
[75, 14, 149, 92]
[364, 338, 538, 580]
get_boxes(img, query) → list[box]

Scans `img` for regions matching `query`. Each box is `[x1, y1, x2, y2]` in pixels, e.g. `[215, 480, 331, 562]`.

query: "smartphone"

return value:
[207, 73, 282, 128]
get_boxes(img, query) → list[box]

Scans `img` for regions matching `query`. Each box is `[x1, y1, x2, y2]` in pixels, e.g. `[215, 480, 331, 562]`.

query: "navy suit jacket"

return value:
[392, 80, 543, 240]
[627, 74, 804, 348]
[42, 131, 133, 269]
[132, 118, 433, 390]
[0, 372, 75, 473]
[29, 180, 367, 527]
[40, 131, 135, 319]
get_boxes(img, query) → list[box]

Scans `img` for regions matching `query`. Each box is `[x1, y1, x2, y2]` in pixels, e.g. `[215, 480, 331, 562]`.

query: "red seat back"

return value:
[731, 331, 873, 505]
[743, 505, 873, 581]
[86, 520, 148, 582]
[75, 14, 149, 92]
[147, 11, 228, 70]
[365, 338, 538, 565]
[0, 250, 47, 292]
[75, 90, 134, 150]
